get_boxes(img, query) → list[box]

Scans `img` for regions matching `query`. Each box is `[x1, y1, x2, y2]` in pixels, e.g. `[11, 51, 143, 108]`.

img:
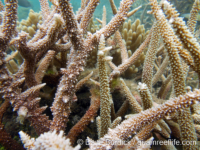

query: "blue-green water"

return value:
[15, 0, 122, 21]
[2, 0, 149, 22]
[1, 0, 195, 24]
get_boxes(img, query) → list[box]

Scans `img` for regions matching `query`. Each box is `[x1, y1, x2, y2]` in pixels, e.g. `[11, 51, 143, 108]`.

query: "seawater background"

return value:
[1, 0, 195, 21]
[7, 0, 121, 21]
[1, 0, 195, 27]
[13, 0, 149, 27]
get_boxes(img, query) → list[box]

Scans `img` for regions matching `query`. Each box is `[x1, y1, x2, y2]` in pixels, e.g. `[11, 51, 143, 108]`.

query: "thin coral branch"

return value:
[109, 29, 151, 80]
[120, 78, 142, 113]
[35, 50, 55, 84]
[98, 35, 112, 137]
[187, 0, 200, 34]
[114, 30, 128, 63]
[0, 0, 17, 73]
[152, 56, 169, 86]
[75, 71, 93, 91]
[109, 0, 117, 15]
[39, 0, 50, 21]
[66, 89, 100, 145]
[80, 0, 100, 33]
[142, 23, 159, 92]
[127, 123, 156, 149]
[127, 5, 142, 17]
[137, 82, 153, 110]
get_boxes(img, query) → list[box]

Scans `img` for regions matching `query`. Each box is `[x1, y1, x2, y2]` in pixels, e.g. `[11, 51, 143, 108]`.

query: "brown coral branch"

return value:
[98, 35, 112, 137]
[120, 78, 142, 113]
[0, 100, 10, 123]
[187, 0, 200, 34]
[75, 71, 93, 92]
[109, 29, 151, 80]
[0, 0, 17, 73]
[2, 0, 17, 42]
[9, 83, 51, 135]
[58, 0, 84, 52]
[35, 50, 55, 84]
[127, 5, 142, 17]
[152, 56, 169, 86]
[127, 123, 156, 149]
[39, 0, 50, 21]
[66, 90, 100, 145]
[114, 30, 128, 63]
[80, 0, 100, 33]
[142, 23, 159, 92]
[109, 0, 117, 15]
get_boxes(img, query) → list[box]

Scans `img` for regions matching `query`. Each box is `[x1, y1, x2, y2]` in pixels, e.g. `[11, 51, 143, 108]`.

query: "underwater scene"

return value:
[1, 0, 200, 149]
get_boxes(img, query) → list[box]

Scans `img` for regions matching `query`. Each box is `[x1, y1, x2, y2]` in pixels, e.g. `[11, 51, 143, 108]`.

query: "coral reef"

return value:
[1, 0, 200, 150]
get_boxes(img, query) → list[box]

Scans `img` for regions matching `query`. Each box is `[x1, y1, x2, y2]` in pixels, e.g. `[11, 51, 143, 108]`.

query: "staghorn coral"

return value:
[1, 0, 200, 150]
[88, 89, 200, 149]
[110, 18, 149, 78]
[17, 9, 43, 40]
[97, 35, 112, 137]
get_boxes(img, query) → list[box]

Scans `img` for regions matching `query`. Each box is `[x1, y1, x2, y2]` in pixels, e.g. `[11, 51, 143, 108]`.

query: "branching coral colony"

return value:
[1, 0, 200, 149]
